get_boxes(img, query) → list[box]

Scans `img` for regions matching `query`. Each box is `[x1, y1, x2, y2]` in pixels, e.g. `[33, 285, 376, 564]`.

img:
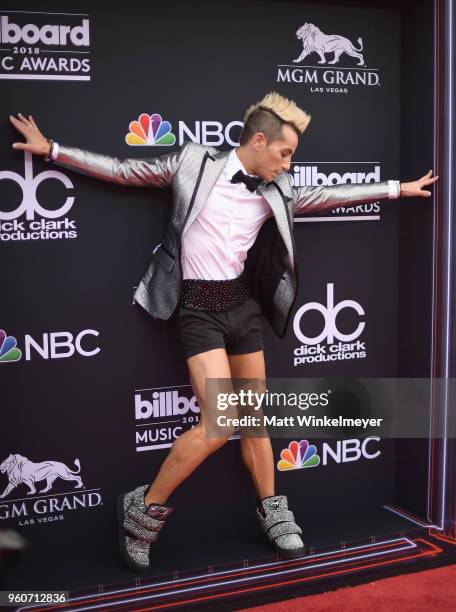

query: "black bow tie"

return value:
[230, 169, 263, 193]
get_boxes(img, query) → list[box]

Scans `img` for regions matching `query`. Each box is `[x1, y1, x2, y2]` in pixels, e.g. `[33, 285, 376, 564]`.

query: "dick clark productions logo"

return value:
[293, 283, 367, 366]
[0, 152, 77, 242]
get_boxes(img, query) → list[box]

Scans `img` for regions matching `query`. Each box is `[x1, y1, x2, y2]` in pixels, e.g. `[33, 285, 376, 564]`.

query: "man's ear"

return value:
[253, 132, 268, 151]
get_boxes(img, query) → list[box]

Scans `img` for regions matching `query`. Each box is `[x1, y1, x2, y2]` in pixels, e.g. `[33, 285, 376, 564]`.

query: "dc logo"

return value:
[293, 283, 365, 345]
[0, 151, 75, 221]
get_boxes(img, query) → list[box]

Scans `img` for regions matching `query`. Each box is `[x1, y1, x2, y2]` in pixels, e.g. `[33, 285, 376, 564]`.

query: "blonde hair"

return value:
[242, 91, 311, 137]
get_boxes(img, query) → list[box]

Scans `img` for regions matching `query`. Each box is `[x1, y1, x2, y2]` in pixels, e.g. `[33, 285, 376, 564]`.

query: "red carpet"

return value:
[240, 563, 456, 611]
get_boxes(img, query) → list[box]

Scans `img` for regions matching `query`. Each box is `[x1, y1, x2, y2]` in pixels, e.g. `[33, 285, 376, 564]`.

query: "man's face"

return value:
[252, 124, 299, 182]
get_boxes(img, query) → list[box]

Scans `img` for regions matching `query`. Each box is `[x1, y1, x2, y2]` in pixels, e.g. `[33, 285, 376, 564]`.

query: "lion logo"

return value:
[294, 22, 365, 66]
[0, 453, 84, 499]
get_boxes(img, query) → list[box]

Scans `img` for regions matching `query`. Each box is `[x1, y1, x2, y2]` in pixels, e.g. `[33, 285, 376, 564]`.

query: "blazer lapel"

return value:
[257, 181, 295, 269]
[182, 149, 230, 235]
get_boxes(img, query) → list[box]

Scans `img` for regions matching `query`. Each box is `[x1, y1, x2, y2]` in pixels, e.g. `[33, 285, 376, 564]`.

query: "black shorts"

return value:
[175, 297, 264, 359]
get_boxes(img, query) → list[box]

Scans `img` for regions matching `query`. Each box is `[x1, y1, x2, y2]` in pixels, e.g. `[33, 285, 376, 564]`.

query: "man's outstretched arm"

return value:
[289, 170, 439, 215]
[50, 142, 187, 188]
[10, 112, 188, 188]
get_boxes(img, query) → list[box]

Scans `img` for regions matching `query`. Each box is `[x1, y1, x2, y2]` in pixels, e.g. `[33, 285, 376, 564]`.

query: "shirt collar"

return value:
[224, 147, 256, 180]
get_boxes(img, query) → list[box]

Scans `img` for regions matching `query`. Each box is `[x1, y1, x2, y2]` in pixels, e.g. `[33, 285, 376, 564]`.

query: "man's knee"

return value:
[196, 422, 234, 452]
[207, 435, 231, 452]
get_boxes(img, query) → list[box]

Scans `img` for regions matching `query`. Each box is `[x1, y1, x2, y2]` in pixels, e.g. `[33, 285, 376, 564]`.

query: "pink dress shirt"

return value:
[181, 148, 273, 280]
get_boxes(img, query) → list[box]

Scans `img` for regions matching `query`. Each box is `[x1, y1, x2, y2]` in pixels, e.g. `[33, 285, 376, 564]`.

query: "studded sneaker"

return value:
[117, 484, 173, 571]
[256, 494, 305, 559]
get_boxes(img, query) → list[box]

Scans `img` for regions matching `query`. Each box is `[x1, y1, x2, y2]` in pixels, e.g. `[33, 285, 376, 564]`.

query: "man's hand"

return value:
[400, 170, 439, 198]
[9, 113, 50, 156]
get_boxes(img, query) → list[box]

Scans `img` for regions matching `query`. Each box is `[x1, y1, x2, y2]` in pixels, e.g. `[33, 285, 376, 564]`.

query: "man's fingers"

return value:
[9, 115, 27, 135]
[17, 112, 29, 126]
[17, 112, 33, 127]
[28, 115, 39, 130]
[12, 142, 28, 151]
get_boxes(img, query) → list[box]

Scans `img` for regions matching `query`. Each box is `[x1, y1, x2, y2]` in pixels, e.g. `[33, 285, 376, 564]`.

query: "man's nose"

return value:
[282, 161, 291, 172]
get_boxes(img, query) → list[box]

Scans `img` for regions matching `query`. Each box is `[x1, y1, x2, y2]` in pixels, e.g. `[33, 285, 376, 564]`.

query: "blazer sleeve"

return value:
[287, 174, 401, 215]
[50, 141, 190, 188]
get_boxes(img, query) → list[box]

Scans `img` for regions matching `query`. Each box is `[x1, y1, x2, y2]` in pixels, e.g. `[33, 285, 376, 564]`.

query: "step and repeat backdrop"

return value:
[1, 0, 409, 588]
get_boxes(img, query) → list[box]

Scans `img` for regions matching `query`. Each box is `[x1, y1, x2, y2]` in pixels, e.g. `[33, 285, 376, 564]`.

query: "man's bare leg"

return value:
[144, 348, 233, 507]
[228, 350, 275, 501]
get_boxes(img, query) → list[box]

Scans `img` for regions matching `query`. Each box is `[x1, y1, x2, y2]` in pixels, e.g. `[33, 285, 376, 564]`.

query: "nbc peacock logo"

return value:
[277, 439, 320, 471]
[0, 329, 22, 363]
[125, 113, 176, 146]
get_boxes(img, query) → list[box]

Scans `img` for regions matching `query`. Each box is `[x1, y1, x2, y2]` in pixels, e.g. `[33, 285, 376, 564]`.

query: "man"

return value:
[10, 92, 438, 571]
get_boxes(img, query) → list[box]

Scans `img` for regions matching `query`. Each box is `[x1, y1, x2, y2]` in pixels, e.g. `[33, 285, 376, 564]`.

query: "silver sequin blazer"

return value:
[53, 142, 396, 338]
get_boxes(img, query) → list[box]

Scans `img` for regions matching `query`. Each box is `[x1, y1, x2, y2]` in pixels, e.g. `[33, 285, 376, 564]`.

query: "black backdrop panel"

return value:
[0, 0, 430, 590]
